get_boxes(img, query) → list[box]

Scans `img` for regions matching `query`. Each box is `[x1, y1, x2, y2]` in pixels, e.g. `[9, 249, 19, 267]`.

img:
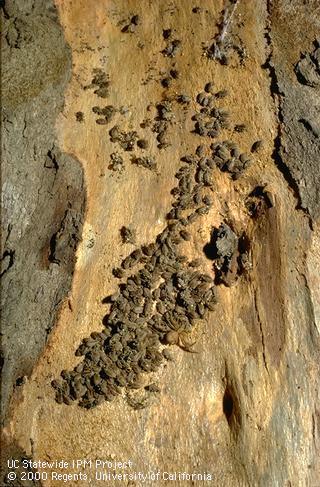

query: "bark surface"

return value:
[1, 1, 319, 486]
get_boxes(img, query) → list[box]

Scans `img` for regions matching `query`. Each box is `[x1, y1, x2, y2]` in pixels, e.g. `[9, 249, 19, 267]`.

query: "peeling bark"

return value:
[1, 0, 319, 486]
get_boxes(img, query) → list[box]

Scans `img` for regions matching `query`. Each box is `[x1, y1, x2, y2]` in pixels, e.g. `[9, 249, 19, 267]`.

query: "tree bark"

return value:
[1, 0, 319, 486]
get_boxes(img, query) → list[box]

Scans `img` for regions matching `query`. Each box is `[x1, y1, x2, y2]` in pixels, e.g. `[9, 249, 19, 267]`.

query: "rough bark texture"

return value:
[1, 0, 85, 426]
[1, 0, 319, 486]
